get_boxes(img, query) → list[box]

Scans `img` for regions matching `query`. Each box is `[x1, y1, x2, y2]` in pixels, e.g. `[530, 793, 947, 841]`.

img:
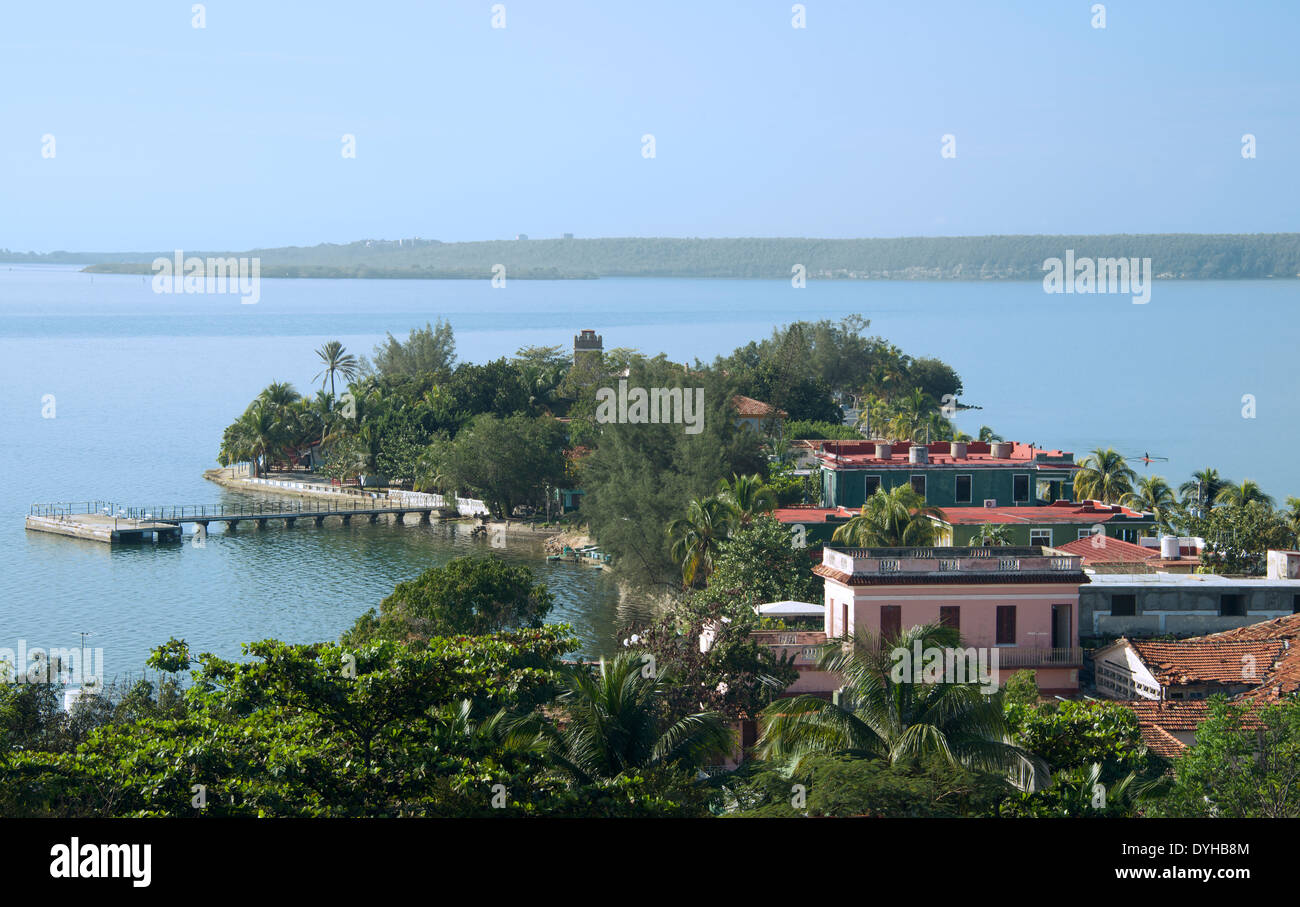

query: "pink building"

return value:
[813, 546, 1086, 694]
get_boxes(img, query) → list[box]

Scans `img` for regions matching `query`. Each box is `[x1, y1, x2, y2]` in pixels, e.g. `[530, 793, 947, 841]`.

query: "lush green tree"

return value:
[1180, 467, 1228, 513]
[971, 523, 1015, 547]
[1214, 478, 1275, 509]
[313, 340, 359, 398]
[1002, 669, 1040, 708]
[436, 413, 568, 517]
[1154, 697, 1300, 818]
[539, 652, 734, 784]
[371, 319, 456, 381]
[1124, 475, 1177, 534]
[757, 623, 1037, 778]
[721, 753, 1008, 818]
[668, 496, 736, 589]
[347, 555, 555, 644]
[1072, 447, 1137, 504]
[687, 515, 820, 615]
[580, 361, 764, 588]
[831, 485, 944, 547]
[1183, 501, 1293, 574]
[715, 473, 776, 526]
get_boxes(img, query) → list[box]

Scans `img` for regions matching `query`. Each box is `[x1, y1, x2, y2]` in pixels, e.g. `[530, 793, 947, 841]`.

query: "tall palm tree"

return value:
[1123, 475, 1177, 533]
[314, 341, 359, 398]
[1215, 479, 1275, 509]
[668, 496, 735, 588]
[258, 381, 300, 408]
[978, 426, 1003, 443]
[886, 388, 932, 441]
[1285, 497, 1300, 546]
[832, 485, 945, 547]
[541, 653, 733, 784]
[971, 523, 1015, 546]
[716, 473, 776, 525]
[757, 624, 1038, 777]
[1071, 448, 1136, 504]
[1179, 467, 1227, 513]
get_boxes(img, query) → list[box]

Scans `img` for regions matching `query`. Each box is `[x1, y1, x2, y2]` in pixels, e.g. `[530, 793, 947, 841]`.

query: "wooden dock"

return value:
[26, 500, 444, 545]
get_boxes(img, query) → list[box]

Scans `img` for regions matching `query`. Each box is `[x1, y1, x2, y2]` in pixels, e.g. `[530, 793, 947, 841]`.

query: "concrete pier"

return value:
[25, 513, 183, 545]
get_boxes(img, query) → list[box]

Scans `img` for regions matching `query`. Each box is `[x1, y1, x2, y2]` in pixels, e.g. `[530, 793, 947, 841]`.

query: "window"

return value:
[1219, 594, 1245, 617]
[864, 475, 881, 498]
[995, 606, 1016, 645]
[955, 475, 972, 504]
[1293, 594, 1300, 615]
[910, 475, 926, 498]
[1078, 529, 1095, 540]
[880, 605, 902, 641]
[1013, 475, 1029, 502]
[1029, 528, 1052, 547]
[939, 606, 960, 631]
[1111, 594, 1136, 617]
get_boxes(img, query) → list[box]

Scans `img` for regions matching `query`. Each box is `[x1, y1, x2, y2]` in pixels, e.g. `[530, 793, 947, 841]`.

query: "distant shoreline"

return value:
[4, 232, 1299, 281]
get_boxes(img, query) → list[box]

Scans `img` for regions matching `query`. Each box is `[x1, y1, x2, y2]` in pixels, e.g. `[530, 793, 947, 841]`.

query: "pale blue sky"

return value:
[2, 0, 1296, 250]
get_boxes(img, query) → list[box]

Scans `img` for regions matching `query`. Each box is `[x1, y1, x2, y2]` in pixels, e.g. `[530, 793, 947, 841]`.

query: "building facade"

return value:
[813, 545, 1087, 693]
[818, 440, 1079, 510]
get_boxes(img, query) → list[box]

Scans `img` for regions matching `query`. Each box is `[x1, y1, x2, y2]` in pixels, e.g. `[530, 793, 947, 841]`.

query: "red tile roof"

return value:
[817, 439, 1075, 469]
[732, 395, 787, 418]
[937, 501, 1149, 525]
[1129, 639, 1287, 686]
[1124, 699, 1265, 759]
[1055, 535, 1199, 567]
[1199, 614, 1300, 702]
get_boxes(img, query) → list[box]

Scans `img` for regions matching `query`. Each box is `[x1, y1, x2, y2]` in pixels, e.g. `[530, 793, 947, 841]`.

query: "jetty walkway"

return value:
[26, 499, 452, 544]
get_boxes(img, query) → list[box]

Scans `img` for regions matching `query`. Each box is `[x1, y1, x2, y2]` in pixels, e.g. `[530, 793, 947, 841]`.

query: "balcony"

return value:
[996, 646, 1083, 668]
[750, 630, 828, 667]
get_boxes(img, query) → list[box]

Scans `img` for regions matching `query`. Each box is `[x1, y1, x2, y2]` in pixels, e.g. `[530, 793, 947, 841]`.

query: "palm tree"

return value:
[757, 623, 1037, 777]
[314, 341, 359, 398]
[832, 485, 945, 547]
[541, 653, 733, 784]
[885, 388, 933, 441]
[1179, 468, 1227, 513]
[1123, 475, 1177, 534]
[971, 523, 1015, 547]
[1071, 448, 1136, 504]
[668, 496, 736, 588]
[258, 381, 300, 408]
[1215, 479, 1275, 509]
[716, 473, 776, 525]
[978, 426, 1003, 443]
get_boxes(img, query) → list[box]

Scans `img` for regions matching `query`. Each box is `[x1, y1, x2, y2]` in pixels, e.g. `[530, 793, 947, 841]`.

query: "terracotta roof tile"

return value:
[1129, 639, 1287, 686]
[732, 395, 787, 418]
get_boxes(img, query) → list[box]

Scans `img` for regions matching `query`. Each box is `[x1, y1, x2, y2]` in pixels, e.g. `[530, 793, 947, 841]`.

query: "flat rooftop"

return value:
[936, 501, 1150, 524]
[817, 439, 1076, 469]
[1086, 572, 1300, 588]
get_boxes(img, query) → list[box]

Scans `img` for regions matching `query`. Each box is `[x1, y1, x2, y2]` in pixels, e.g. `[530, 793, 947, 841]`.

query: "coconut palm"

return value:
[716, 473, 777, 525]
[1215, 479, 1275, 509]
[885, 388, 933, 441]
[756, 623, 1038, 777]
[971, 523, 1015, 547]
[258, 381, 301, 408]
[1071, 448, 1136, 504]
[1179, 468, 1227, 512]
[978, 426, 1003, 443]
[668, 496, 736, 588]
[832, 485, 945, 547]
[541, 652, 733, 784]
[314, 341, 359, 398]
[1123, 475, 1177, 533]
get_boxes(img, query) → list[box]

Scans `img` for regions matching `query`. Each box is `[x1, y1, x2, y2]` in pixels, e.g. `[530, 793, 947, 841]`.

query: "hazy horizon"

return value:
[4, 1, 1297, 252]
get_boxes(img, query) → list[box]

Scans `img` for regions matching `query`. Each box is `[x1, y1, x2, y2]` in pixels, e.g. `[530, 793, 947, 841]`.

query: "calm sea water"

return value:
[2, 264, 1297, 677]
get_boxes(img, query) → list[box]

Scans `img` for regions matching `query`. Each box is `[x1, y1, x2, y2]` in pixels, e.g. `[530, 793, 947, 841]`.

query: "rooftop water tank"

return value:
[950, 441, 968, 459]
[909, 446, 929, 464]
[990, 441, 1013, 459]
[1160, 535, 1180, 559]
[875, 443, 891, 459]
